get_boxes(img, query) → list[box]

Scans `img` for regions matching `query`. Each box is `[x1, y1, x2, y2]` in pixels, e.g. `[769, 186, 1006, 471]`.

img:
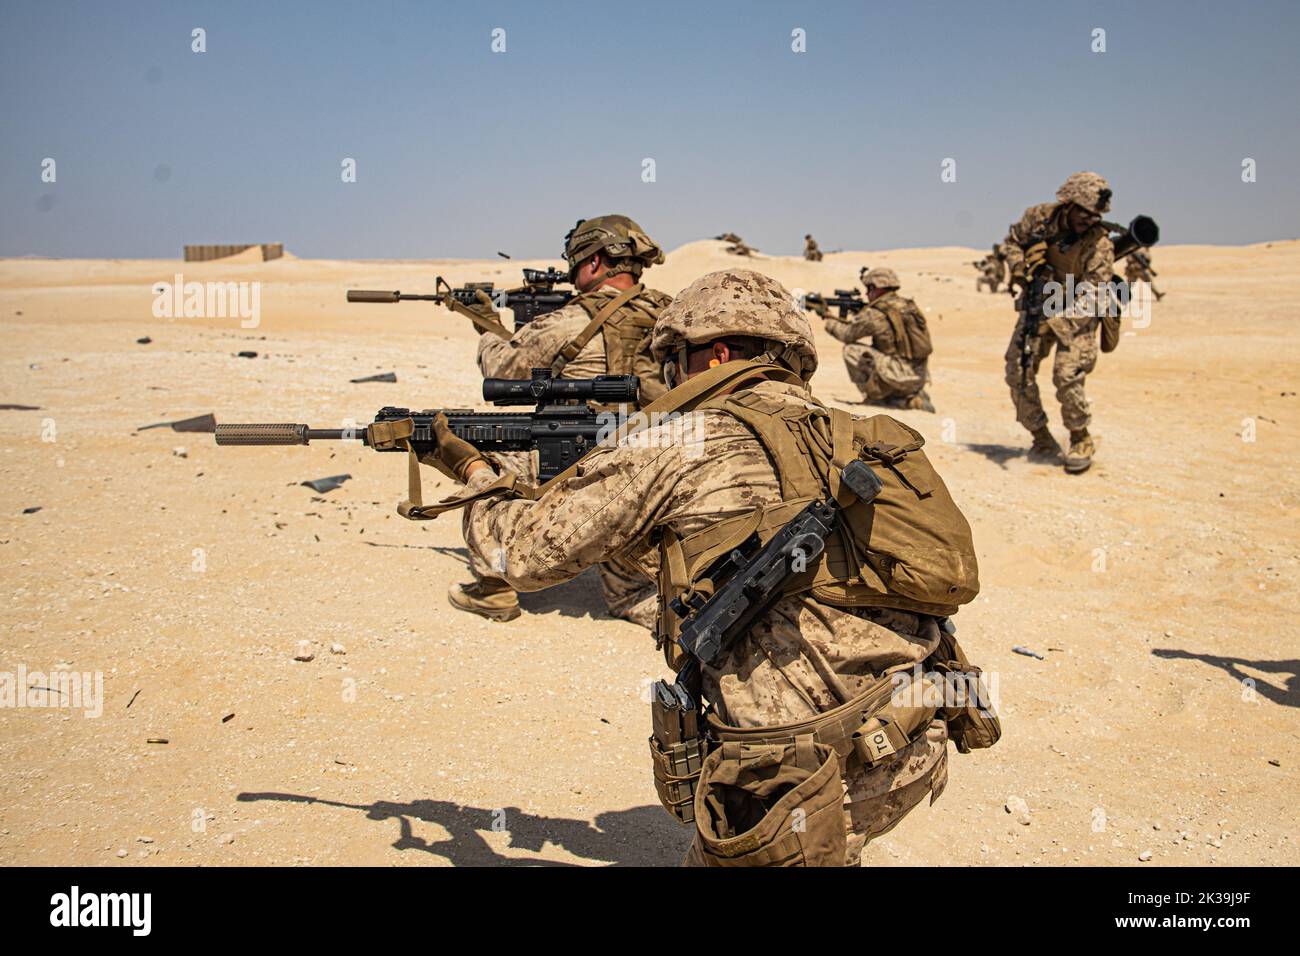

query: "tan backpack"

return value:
[655, 365, 978, 663]
[874, 294, 933, 362]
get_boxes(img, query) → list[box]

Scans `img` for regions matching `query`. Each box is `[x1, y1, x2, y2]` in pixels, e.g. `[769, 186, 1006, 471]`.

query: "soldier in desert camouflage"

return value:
[420, 269, 981, 865]
[1124, 251, 1164, 301]
[804, 234, 823, 261]
[975, 244, 1005, 293]
[821, 267, 935, 412]
[455, 214, 672, 626]
[1002, 171, 1115, 474]
[715, 233, 757, 257]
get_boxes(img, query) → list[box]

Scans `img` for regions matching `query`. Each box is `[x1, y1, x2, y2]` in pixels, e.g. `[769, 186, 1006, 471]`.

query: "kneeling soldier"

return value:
[823, 267, 935, 412]
[423, 269, 998, 866]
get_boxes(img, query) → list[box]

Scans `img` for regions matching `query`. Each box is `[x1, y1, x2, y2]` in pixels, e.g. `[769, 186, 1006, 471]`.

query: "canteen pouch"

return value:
[692, 736, 846, 867]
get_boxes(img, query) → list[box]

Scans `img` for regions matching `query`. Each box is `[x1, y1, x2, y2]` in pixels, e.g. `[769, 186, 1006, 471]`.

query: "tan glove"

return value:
[418, 412, 487, 482]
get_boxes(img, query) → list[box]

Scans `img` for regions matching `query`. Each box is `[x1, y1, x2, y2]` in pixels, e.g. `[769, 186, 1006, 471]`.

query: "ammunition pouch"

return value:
[648, 734, 708, 824]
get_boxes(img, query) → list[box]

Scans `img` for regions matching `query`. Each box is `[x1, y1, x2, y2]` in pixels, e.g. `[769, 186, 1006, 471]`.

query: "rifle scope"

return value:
[482, 371, 639, 406]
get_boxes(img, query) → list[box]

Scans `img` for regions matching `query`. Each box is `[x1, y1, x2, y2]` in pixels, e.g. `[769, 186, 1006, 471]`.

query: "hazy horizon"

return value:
[3, 0, 1298, 260]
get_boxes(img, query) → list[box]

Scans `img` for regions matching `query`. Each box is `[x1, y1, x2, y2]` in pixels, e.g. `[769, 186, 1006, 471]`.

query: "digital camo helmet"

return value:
[651, 269, 817, 381]
[1056, 171, 1112, 215]
[862, 267, 900, 290]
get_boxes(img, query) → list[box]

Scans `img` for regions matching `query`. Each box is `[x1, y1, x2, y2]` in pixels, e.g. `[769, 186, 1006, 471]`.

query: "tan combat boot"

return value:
[1064, 429, 1096, 474]
[904, 390, 936, 413]
[1027, 426, 1063, 463]
[448, 578, 521, 622]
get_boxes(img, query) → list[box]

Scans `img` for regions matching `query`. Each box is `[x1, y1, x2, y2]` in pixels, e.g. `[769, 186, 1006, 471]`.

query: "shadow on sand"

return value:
[236, 791, 689, 866]
[960, 443, 1027, 470]
[1152, 648, 1300, 708]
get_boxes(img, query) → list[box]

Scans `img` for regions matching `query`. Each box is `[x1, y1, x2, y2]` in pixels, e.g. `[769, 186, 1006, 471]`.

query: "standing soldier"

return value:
[457, 214, 672, 625]
[975, 244, 1005, 293]
[1003, 171, 1115, 474]
[1124, 251, 1164, 301]
[804, 234, 824, 261]
[420, 269, 996, 866]
[820, 267, 935, 411]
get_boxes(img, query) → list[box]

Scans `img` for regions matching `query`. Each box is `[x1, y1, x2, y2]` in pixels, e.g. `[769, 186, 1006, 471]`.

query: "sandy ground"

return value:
[0, 238, 1296, 867]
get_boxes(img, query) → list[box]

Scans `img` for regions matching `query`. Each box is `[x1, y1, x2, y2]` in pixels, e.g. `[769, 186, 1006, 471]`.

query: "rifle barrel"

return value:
[215, 423, 361, 445]
[347, 290, 445, 303]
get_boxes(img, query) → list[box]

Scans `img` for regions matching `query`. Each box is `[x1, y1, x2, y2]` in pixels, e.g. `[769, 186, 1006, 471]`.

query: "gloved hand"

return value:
[420, 412, 487, 482]
[1022, 241, 1048, 277]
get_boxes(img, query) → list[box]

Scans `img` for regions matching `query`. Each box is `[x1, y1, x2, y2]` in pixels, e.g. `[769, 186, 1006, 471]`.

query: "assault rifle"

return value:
[347, 267, 575, 332]
[805, 288, 867, 319]
[1015, 214, 1160, 393]
[214, 369, 638, 482]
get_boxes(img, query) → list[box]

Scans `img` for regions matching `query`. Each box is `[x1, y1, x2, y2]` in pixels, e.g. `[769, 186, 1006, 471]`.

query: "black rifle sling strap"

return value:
[550, 284, 643, 377]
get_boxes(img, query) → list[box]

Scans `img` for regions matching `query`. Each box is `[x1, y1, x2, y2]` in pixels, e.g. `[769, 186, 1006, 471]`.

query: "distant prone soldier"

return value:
[715, 232, 757, 257]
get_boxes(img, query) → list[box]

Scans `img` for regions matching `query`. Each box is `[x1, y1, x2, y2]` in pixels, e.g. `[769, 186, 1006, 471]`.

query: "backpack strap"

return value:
[551, 284, 643, 376]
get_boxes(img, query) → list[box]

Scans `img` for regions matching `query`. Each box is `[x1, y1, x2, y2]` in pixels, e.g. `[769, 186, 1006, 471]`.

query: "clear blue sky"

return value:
[2, 0, 1297, 258]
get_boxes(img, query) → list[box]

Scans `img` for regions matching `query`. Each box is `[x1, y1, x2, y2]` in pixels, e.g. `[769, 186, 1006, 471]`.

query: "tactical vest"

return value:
[655, 366, 979, 670]
[552, 284, 674, 407]
[872, 293, 933, 362]
[1044, 222, 1107, 281]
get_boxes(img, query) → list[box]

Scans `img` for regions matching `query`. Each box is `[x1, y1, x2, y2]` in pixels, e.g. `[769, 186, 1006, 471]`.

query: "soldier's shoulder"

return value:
[519, 298, 590, 332]
[637, 286, 674, 309]
[1019, 202, 1057, 226]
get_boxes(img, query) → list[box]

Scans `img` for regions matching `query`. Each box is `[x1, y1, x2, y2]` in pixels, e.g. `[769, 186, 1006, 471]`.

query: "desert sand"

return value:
[0, 238, 1296, 866]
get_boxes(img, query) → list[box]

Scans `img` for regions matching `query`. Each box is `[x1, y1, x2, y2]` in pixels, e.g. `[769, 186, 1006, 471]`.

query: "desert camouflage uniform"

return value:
[1002, 202, 1114, 434]
[804, 235, 823, 262]
[825, 291, 930, 405]
[473, 285, 674, 630]
[976, 254, 1004, 293]
[460, 381, 948, 865]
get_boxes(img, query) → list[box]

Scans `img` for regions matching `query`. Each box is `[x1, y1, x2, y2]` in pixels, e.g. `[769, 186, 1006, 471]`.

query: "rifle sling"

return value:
[446, 294, 512, 340]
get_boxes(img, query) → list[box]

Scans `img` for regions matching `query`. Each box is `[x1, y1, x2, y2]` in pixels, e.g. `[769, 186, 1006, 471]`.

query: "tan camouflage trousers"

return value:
[1003, 316, 1099, 433]
[682, 719, 949, 866]
[843, 343, 927, 404]
[466, 449, 657, 630]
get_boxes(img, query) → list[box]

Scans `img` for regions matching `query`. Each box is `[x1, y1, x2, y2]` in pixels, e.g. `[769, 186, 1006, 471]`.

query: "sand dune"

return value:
[0, 238, 1296, 866]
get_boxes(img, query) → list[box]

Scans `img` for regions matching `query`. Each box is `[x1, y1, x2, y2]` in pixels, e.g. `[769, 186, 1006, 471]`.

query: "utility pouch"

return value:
[1100, 312, 1122, 353]
[692, 736, 846, 867]
[850, 683, 940, 768]
[930, 624, 1002, 754]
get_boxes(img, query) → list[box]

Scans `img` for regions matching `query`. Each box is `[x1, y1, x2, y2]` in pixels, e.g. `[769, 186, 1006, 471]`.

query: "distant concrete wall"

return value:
[183, 243, 284, 262]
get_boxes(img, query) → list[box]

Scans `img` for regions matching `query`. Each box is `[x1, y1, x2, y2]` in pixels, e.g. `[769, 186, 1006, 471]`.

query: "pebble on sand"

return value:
[1004, 796, 1032, 826]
